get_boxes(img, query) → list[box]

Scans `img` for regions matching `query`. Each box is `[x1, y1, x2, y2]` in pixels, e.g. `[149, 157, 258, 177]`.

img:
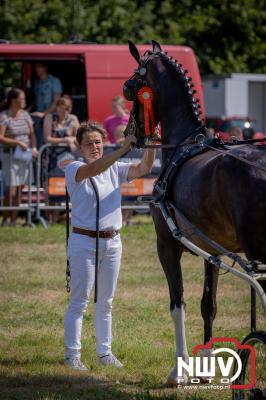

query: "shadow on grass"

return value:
[0, 370, 205, 400]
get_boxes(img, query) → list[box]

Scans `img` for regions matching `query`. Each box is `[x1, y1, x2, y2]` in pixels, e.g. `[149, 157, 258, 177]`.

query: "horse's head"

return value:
[123, 40, 204, 147]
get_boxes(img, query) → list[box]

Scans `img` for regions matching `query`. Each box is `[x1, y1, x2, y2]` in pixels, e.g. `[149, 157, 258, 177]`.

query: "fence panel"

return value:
[0, 146, 34, 226]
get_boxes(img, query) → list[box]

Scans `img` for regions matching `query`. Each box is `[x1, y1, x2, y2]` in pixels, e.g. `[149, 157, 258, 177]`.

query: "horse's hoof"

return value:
[165, 375, 188, 387]
[165, 377, 178, 387]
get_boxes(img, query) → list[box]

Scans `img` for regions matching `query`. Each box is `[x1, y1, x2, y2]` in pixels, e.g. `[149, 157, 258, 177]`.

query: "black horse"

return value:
[123, 40, 266, 385]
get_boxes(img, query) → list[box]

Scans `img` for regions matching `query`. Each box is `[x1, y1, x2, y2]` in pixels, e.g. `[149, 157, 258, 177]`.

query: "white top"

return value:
[65, 160, 132, 230]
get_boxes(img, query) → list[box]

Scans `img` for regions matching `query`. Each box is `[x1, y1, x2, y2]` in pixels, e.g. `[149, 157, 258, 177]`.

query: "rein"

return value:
[140, 136, 266, 149]
[205, 141, 266, 173]
[140, 134, 266, 173]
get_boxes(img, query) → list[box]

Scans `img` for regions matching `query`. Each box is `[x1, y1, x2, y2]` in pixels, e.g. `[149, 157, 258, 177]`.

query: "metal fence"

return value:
[0, 146, 34, 226]
[0, 144, 161, 228]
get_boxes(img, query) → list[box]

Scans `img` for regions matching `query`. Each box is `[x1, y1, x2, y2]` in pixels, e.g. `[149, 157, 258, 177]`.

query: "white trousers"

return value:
[64, 232, 122, 358]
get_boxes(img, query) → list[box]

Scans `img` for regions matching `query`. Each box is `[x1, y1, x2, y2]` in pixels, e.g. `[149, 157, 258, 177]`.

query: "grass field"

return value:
[0, 218, 265, 400]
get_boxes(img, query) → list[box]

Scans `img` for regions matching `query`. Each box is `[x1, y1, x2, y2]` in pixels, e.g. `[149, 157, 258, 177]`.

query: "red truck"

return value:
[0, 43, 205, 122]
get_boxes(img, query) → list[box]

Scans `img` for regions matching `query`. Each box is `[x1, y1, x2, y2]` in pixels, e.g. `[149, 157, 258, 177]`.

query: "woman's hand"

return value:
[64, 136, 77, 152]
[19, 142, 28, 151]
[32, 147, 39, 158]
[121, 134, 137, 152]
[31, 111, 45, 118]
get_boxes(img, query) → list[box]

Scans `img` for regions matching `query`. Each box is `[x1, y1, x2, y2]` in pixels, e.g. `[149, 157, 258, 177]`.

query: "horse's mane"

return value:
[141, 50, 203, 125]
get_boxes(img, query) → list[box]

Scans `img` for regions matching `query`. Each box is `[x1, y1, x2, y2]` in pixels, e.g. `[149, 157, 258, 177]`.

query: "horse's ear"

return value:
[128, 40, 140, 65]
[152, 40, 162, 53]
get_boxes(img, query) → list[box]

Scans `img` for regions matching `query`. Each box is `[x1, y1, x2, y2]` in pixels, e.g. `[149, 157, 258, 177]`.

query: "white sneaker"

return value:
[64, 357, 88, 371]
[98, 353, 123, 368]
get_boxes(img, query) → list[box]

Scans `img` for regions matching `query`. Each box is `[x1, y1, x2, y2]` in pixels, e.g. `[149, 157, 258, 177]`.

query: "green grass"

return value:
[0, 220, 265, 400]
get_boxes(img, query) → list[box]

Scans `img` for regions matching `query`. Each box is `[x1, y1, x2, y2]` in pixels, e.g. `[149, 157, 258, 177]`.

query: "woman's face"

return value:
[56, 105, 68, 119]
[13, 92, 26, 110]
[79, 131, 104, 163]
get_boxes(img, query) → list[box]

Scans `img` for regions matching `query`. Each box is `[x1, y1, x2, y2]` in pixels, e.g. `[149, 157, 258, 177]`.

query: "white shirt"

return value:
[65, 161, 131, 230]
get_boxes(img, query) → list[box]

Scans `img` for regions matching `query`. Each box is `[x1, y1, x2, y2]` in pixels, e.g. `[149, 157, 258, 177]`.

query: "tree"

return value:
[0, 0, 265, 74]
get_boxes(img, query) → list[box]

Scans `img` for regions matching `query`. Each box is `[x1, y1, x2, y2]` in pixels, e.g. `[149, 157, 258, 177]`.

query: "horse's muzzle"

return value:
[123, 81, 135, 101]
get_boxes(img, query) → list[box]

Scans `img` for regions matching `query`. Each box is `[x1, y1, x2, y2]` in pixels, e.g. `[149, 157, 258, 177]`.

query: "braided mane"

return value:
[142, 50, 203, 126]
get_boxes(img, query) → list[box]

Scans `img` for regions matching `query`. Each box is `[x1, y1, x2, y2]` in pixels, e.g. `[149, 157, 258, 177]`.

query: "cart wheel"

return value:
[232, 330, 266, 400]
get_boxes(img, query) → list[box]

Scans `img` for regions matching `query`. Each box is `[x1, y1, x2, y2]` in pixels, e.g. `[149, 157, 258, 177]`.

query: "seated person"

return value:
[43, 95, 79, 152]
[228, 126, 243, 140]
[103, 96, 129, 144]
[217, 126, 243, 141]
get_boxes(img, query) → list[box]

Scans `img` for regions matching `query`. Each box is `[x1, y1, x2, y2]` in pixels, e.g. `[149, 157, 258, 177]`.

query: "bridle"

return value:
[124, 50, 206, 149]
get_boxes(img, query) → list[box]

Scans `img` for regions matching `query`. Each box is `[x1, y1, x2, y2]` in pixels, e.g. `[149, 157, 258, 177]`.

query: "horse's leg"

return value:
[151, 207, 188, 385]
[201, 260, 219, 344]
[237, 231, 266, 293]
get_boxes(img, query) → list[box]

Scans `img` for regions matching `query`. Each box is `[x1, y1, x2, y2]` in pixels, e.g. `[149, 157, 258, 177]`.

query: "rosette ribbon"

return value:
[137, 87, 155, 136]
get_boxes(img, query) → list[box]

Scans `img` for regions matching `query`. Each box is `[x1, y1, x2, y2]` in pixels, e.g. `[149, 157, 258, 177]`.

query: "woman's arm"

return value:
[0, 124, 28, 150]
[29, 123, 38, 157]
[75, 135, 137, 182]
[71, 115, 79, 137]
[43, 114, 63, 145]
[127, 145, 156, 181]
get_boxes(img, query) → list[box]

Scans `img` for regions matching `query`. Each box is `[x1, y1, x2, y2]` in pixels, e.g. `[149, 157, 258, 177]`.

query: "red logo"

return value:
[192, 337, 256, 389]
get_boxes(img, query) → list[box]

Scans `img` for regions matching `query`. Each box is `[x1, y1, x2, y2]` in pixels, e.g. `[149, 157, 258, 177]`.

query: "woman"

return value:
[64, 121, 155, 370]
[43, 95, 79, 152]
[0, 88, 38, 226]
[103, 96, 129, 144]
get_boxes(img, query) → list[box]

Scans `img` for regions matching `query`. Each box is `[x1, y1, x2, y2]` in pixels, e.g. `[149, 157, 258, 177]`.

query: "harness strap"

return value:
[167, 201, 251, 272]
[154, 140, 209, 201]
[205, 143, 266, 173]
[90, 177, 100, 304]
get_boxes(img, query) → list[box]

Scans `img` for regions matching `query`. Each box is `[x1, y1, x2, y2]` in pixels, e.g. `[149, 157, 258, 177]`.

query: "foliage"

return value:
[0, 0, 265, 74]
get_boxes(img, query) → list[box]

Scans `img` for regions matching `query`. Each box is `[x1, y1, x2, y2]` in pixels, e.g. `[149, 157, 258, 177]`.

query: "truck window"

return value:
[34, 60, 87, 122]
[0, 59, 87, 123]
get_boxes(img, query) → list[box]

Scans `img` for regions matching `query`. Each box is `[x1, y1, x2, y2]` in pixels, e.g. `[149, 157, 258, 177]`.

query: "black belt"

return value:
[72, 227, 119, 239]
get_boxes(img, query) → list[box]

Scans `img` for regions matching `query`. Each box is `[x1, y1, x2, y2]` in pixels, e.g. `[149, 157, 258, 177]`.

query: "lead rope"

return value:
[65, 187, 71, 293]
[90, 177, 100, 303]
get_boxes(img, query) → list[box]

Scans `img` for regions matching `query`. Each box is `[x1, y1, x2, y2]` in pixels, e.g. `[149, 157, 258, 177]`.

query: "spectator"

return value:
[43, 95, 79, 152]
[0, 88, 38, 226]
[103, 96, 129, 144]
[43, 95, 79, 224]
[228, 126, 243, 140]
[31, 62, 63, 148]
